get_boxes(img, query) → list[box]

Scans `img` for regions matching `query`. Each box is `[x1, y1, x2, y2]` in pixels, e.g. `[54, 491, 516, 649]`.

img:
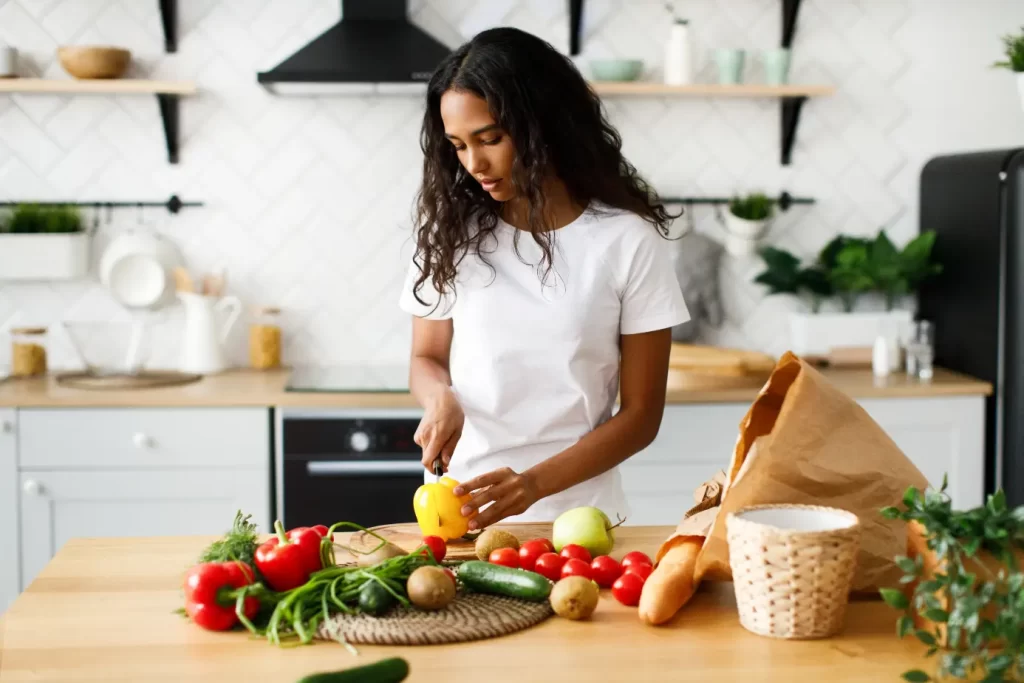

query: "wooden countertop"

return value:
[0, 529, 927, 683]
[0, 366, 991, 409]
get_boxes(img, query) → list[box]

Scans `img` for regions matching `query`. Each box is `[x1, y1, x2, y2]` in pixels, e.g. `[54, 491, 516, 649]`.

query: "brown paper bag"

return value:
[658, 351, 929, 592]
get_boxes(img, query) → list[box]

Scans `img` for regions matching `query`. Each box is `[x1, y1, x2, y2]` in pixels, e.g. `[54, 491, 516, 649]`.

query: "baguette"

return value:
[638, 536, 702, 625]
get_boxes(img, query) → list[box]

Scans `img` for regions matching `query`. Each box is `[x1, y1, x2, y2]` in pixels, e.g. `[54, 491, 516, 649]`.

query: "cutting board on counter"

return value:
[667, 343, 776, 391]
[348, 522, 554, 561]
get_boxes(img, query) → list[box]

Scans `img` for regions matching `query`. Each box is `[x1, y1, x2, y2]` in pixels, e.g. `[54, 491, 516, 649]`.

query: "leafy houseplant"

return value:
[0, 203, 89, 280]
[993, 26, 1024, 114]
[723, 193, 775, 257]
[753, 247, 832, 313]
[881, 476, 1024, 682]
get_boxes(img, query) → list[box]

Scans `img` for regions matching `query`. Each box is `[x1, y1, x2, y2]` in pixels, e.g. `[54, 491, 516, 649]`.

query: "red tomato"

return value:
[519, 539, 551, 572]
[620, 551, 653, 571]
[533, 538, 555, 553]
[421, 535, 447, 562]
[561, 558, 592, 581]
[611, 572, 645, 607]
[624, 562, 653, 583]
[489, 547, 520, 569]
[590, 555, 623, 588]
[559, 544, 592, 564]
[442, 568, 457, 586]
[533, 552, 566, 581]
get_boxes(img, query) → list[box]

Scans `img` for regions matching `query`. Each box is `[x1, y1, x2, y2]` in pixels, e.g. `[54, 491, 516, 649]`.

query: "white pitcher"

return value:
[178, 291, 241, 374]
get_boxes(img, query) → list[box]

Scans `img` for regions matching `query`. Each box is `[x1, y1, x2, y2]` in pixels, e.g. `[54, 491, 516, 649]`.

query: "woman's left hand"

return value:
[453, 468, 541, 530]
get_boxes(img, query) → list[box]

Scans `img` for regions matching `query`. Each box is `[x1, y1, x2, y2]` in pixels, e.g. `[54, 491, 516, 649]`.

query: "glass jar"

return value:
[11, 327, 48, 377]
[249, 307, 282, 370]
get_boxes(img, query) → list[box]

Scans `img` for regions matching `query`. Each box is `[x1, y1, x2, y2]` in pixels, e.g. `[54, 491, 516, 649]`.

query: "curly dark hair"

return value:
[412, 26, 676, 308]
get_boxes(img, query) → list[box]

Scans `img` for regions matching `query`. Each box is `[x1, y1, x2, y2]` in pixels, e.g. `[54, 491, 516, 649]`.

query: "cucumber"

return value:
[296, 658, 409, 683]
[358, 580, 395, 616]
[457, 560, 552, 601]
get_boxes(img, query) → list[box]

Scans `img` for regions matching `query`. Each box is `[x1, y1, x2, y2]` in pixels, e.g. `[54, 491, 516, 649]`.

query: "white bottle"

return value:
[872, 335, 891, 378]
[664, 20, 693, 85]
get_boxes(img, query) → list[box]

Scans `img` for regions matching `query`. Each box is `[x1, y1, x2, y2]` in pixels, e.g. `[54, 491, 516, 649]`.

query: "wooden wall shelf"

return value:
[588, 83, 834, 97]
[0, 79, 197, 164]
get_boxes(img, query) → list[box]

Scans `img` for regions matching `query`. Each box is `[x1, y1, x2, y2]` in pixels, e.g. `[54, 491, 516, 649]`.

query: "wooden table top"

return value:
[0, 528, 928, 682]
[0, 365, 991, 408]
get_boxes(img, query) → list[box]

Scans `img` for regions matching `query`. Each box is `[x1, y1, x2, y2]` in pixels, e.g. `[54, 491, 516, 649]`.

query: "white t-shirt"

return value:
[398, 203, 690, 522]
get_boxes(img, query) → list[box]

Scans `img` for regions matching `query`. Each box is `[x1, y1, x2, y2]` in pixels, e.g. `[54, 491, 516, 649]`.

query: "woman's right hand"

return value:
[414, 387, 464, 473]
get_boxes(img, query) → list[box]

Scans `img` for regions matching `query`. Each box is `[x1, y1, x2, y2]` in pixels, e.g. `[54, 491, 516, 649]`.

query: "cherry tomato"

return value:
[421, 535, 447, 562]
[590, 555, 623, 588]
[489, 547, 520, 569]
[559, 544, 592, 564]
[561, 558, 592, 581]
[533, 552, 566, 581]
[620, 551, 653, 571]
[533, 538, 555, 553]
[624, 562, 653, 583]
[442, 568, 457, 586]
[612, 572, 645, 607]
[519, 539, 551, 572]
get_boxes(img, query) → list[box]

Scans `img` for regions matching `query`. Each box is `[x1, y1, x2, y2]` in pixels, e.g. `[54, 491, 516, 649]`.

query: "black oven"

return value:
[276, 408, 425, 530]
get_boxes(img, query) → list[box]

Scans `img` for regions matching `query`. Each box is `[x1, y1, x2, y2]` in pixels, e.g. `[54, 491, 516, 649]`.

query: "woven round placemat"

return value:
[316, 591, 553, 646]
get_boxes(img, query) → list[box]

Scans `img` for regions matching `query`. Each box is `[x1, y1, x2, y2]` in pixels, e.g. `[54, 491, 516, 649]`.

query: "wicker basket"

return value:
[726, 504, 861, 639]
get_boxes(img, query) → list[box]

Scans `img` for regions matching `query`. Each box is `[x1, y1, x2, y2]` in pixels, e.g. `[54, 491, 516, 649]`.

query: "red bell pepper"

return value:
[254, 521, 324, 591]
[183, 561, 259, 631]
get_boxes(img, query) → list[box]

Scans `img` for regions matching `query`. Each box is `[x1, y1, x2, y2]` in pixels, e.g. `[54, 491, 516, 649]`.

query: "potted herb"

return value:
[723, 192, 774, 257]
[0, 203, 90, 280]
[753, 229, 941, 358]
[881, 476, 1024, 682]
[993, 26, 1024, 113]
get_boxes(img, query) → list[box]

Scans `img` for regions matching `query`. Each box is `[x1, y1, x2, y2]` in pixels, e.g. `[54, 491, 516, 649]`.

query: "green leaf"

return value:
[903, 487, 923, 510]
[988, 489, 1008, 515]
[902, 670, 931, 682]
[940, 473, 949, 493]
[918, 580, 942, 594]
[881, 588, 910, 610]
[987, 653, 1013, 673]
[964, 537, 982, 556]
[897, 556, 920, 575]
[900, 574, 918, 584]
[881, 506, 903, 520]
[924, 608, 949, 622]
[896, 615, 914, 638]
[915, 630, 937, 646]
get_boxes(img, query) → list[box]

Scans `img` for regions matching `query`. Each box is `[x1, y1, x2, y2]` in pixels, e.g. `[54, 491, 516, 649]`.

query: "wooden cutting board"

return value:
[668, 343, 776, 376]
[348, 522, 554, 561]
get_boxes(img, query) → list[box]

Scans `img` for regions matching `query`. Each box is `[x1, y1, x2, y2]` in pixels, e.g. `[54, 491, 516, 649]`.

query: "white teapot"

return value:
[177, 291, 241, 374]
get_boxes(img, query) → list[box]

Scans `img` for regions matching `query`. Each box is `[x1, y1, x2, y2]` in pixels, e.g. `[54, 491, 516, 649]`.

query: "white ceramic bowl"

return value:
[98, 232, 183, 310]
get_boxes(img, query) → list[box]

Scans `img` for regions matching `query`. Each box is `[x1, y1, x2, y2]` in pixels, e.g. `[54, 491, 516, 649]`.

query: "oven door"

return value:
[283, 458, 425, 529]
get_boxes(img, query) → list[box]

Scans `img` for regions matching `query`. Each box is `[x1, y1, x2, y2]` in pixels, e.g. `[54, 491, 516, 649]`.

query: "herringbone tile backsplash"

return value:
[0, 0, 1021, 371]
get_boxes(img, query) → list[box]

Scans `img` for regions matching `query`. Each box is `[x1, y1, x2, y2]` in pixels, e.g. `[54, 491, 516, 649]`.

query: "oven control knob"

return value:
[349, 430, 371, 453]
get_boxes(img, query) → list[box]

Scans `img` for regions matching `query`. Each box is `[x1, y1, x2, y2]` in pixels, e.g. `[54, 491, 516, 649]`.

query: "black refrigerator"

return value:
[918, 148, 1024, 504]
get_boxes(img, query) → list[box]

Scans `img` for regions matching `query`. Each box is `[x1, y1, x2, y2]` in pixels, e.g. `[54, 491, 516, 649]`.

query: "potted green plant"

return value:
[754, 229, 941, 358]
[0, 203, 90, 280]
[724, 192, 774, 257]
[881, 476, 1024, 682]
[993, 26, 1024, 112]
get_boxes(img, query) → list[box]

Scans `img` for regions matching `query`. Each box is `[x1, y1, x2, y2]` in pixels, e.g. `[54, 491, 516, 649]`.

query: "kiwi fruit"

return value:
[474, 529, 520, 561]
[406, 566, 456, 610]
[550, 576, 599, 620]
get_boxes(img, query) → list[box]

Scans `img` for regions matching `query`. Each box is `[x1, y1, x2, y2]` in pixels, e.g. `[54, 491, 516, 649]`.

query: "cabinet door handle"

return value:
[1, 420, 12, 434]
[23, 479, 43, 496]
[133, 432, 153, 449]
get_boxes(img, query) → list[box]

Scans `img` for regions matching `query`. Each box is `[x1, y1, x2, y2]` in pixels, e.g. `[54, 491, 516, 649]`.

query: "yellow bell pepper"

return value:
[413, 476, 474, 541]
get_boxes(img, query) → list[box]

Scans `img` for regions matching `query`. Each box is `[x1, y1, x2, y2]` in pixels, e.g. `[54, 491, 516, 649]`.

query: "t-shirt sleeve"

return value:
[398, 257, 455, 320]
[619, 228, 690, 335]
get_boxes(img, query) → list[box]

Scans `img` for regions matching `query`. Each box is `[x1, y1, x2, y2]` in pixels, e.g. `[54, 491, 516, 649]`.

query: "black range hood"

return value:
[257, 0, 451, 95]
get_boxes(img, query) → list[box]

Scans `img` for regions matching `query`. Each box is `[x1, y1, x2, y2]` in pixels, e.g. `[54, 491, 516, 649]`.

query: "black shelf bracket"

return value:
[782, 0, 802, 48]
[0, 195, 203, 214]
[156, 94, 180, 164]
[569, 0, 583, 55]
[780, 96, 806, 166]
[159, 0, 177, 53]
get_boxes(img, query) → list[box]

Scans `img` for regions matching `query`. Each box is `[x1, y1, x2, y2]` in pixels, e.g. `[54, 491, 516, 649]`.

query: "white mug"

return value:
[0, 46, 17, 78]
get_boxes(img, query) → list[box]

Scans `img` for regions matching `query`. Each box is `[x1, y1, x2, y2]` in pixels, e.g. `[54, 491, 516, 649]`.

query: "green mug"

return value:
[715, 49, 746, 85]
[761, 48, 791, 85]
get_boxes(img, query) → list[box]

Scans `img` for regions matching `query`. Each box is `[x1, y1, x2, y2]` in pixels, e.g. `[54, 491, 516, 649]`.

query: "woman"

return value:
[399, 27, 689, 530]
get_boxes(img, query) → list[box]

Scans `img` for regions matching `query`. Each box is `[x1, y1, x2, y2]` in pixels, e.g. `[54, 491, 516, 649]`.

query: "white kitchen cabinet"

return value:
[19, 468, 268, 590]
[1, 409, 17, 614]
[619, 396, 986, 526]
[12, 407, 272, 596]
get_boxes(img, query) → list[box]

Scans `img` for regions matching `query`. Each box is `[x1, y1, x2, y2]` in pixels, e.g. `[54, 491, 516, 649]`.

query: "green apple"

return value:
[552, 506, 618, 557]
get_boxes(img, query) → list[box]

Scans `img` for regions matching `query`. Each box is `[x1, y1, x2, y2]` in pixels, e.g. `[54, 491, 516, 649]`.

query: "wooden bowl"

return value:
[57, 46, 131, 79]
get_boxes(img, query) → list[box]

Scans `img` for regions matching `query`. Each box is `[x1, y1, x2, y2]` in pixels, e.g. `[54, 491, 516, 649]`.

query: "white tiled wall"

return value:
[0, 0, 1022, 370]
